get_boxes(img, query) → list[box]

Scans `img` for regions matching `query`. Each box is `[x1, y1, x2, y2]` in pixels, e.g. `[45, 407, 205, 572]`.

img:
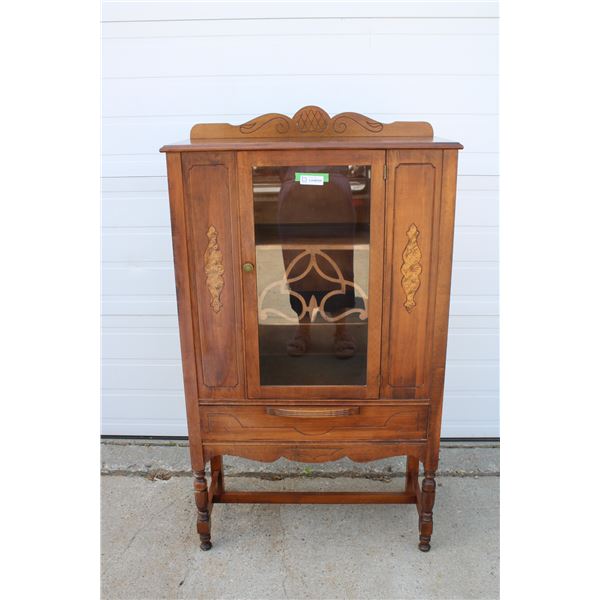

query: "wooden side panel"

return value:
[182, 152, 244, 398]
[165, 152, 204, 467]
[426, 149, 459, 468]
[382, 150, 444, 398]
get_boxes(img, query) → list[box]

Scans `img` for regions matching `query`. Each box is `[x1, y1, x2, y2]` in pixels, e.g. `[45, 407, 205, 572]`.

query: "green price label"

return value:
[294, 172, 329, 185]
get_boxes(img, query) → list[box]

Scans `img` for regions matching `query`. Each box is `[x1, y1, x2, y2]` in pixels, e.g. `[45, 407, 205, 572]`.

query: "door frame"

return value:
[237, 149, 386, 399]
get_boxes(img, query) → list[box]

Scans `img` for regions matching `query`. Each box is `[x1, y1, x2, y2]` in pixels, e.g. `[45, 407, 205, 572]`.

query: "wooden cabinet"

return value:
[161, 106, 462, 552]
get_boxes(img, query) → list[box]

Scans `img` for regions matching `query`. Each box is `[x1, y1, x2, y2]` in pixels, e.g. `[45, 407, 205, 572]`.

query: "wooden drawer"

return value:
[200, 404, 429, 443]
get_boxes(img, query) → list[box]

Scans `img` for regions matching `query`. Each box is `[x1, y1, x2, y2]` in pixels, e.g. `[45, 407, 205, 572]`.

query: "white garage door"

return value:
[102, 1, 499, 437]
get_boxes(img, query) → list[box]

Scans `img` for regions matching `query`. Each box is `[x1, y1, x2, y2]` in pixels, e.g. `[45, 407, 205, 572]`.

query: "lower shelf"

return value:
[213, 490, 416, 504]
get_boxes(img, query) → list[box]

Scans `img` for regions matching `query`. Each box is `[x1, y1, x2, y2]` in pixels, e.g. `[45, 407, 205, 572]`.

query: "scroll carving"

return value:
[401, 224, 423, 313]
[239, 114, 290, 135]
[331, 112, 384, 134]
[204, 225, 225, 313]
[190, 106, 433, 139]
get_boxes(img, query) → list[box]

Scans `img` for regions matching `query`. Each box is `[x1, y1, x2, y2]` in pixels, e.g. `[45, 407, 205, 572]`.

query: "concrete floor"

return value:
[101, 443, 499, 600]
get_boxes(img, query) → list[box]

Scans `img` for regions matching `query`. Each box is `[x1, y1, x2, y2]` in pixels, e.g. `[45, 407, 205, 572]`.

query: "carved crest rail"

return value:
[190, 106, 433, 139]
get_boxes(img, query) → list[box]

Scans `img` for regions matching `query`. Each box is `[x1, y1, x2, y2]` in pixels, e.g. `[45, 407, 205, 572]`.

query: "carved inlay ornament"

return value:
[295, 106, 329, 133]
[204, 225, 225, 313]
[401, 224, 423, 313]
[258, 248, 368, 324]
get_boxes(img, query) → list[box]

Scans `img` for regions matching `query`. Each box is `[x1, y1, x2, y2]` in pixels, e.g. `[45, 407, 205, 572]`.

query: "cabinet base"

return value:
[196, 455, 437, 551]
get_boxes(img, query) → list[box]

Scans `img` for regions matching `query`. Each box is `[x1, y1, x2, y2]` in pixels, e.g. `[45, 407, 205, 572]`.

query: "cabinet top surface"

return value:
[160, 106, 463, 152]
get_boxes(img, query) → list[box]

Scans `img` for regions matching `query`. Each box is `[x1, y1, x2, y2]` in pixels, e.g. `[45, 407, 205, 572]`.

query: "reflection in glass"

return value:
[253, 165, 371, 386]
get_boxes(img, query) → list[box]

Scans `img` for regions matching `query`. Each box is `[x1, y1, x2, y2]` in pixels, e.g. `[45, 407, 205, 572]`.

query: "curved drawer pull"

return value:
[265, 406, 359, 418]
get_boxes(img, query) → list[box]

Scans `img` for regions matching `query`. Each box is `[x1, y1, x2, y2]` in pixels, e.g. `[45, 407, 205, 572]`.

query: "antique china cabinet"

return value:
[160, 106, 462, 551]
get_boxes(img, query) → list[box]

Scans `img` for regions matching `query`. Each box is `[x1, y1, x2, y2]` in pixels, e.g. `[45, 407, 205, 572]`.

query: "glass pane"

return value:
[253, 164, 371, 386]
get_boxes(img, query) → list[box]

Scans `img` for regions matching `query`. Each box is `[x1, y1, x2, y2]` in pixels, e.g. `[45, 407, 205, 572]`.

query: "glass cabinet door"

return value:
[238, 150, 385, 399]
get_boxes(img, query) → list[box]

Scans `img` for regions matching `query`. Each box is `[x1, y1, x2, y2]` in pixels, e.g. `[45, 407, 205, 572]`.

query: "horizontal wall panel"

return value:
[103, 74, 498, 117]
[102, 152, 497, 178]
[102, 155, 167, 178]
[102, 176, 169, 193]
[103, 413, 500, 441]
[446, 331, 498, 361]
[102, 418, 188, 437]
[103, 2, 499, 23]
[441, 420, 499, 437]
[455, 191, 498, 226]
[100, 174, 498, 194]
[102, 360, 497, 393]
[102, 294, 498, 319]
[103, 17, 498, 38]
[103, 262, 498, 297]
[451, 263, 498, 296]
[102, 296, 177, 316]
[103, 315, 179, 328]
[102, 328, 497, 362]
[103, 35, 497, 78]
[102, 392, 499, 438]
[101, 226, 497, 263]
[102, 265, 176, 296]
[103, 392, 186, 421]
[102, 114, 497, 155]
[102, 192, 170, 227]
[444, 361, 498, 392]
[101, 313, 499, 331]
[448, 315, 498, 329]
[453, 228, 498, 261]
[102, 229, 173, 262]
[441, 391, 499, 437]
[102, 189, 498, 228]
[457, 153, 497, 176]
[442, 392, 499, 422]
[103, 331, 182, 360]
[457, 176, 498, 191]
[103, 361, 184, 391]
[449, 296, 498, 316]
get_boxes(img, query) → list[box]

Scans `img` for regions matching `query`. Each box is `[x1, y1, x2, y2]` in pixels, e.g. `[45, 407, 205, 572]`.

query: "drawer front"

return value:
[200, 404, 429, 442]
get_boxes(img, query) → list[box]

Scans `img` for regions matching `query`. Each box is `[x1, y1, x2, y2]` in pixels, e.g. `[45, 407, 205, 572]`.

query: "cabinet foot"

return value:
[417, 470, 436, 552]
[200, 539, 212, 551]
[194, 469, 212, 550]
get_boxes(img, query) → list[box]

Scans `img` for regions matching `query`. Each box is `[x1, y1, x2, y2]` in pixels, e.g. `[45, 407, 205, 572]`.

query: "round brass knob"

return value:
[242, 262, 254, 273]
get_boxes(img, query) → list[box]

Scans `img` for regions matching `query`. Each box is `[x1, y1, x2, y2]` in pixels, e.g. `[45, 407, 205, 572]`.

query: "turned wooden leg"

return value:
[210, 456, 225, 497]
[405, 456, 419, 493]
[418, 470, 437, 552]
[193, 469, 212, 550]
